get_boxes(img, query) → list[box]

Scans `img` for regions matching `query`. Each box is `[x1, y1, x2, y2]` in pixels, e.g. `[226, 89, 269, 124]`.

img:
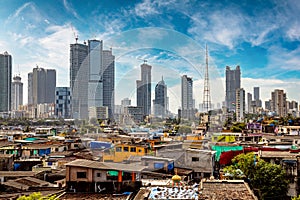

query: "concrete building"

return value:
[28, 72, 33, 105]
[0, 51, 12, 112]
[225, 66, 241, 111]
[153, 77, 168, 118]
[236, 88, 245, 122]
[34, 103, 55, 118]
[157, 148, 216, 180]
[65, 159, 145, 193]
[254, 87, 259, 101]
[124, 106, 144, 124]
[28, 66, 56, 105]
[247, 92, 252, 113]
[55, 87, 71, 118]
[120, 97, 131, 114]
[265, 100, 271, 111]
[136, 63, 152, 117]
[70, 41, 89, 119]
[181, 75, 195, 119]
[89, 106, 108, 120]
[271, 89, 287, 117]
[287, 100, 298, 115]
[11, 75, 23, 111]
[121, 98, 131, 107]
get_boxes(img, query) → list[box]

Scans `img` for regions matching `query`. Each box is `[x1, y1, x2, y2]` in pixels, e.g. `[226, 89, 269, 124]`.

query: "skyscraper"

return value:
[254, 87, 259, 101]
[253, 86, 262, 107]
[70, 40, 115, 120]
[137, 63, 152, 117]
[271, 89, 287, 117]
[153, 77, 167, 118]
[181, 75, 194, 119]
[70, 42, 88, 119]
[28, 66, 56, 105]
[247, 92, 252, 113]
[11, 75, 23, 110]
[236, 88, 245, 122]
[225, 66, 241, 111]
[88, 40, 103, 109]
[102, 49, 115, 119]
[28, 72, 33, 105]
[0, 51, 12, 112]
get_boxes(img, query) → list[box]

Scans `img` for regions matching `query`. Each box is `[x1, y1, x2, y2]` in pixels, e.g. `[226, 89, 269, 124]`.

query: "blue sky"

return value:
[1, 0, 300, 112]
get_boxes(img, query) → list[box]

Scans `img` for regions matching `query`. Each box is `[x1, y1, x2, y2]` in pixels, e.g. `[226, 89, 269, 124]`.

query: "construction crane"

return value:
[137, 58, 148, 64]
[71, 25, 78, 43]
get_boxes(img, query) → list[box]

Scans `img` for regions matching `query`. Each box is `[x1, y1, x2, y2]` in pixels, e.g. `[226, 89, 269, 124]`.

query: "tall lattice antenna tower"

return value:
[202, 44, 211, 112]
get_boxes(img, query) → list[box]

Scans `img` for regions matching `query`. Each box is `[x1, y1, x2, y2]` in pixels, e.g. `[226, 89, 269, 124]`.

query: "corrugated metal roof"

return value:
[65, 159, 146, 172]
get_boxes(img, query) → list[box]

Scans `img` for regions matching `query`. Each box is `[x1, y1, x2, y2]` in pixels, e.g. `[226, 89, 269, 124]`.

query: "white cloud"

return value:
[249, 24, 278, 46]
[188, 9, 244, 49]
[287, 22, 300, 41]
[6, 2, 33, 23]
[63, 0, 80, 20]
[267, 45, 300, 71]
[5, 2, 43, 28]
[134, 0, 160, 17]
[37, 24, 75, 84]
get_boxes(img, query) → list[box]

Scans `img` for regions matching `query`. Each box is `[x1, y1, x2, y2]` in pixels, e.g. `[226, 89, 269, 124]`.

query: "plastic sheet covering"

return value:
[211, 145, 243, 161]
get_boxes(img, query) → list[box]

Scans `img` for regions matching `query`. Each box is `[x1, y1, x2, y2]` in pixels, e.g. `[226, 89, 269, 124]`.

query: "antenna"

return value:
[202, 44, 211, 112]
[17, 64, 20, 76]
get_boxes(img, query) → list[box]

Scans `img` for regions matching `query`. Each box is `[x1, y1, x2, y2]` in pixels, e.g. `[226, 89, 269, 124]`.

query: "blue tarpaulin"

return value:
[90, 141, 112, 149]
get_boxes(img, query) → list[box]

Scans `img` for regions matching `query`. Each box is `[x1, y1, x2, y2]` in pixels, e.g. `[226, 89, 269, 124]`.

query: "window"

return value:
[138, 149, 143, 153]
[124, 147, 129, 152]
[130, 147, 136, 152]
[116, 147, 122, 152]
[77, 172, 86, 178]
[96, 172, 101, 177]
[192, 157, 199, 162]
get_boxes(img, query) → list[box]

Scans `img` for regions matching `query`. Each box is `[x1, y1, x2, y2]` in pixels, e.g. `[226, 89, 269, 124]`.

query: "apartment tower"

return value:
[225, 65, 241, 111]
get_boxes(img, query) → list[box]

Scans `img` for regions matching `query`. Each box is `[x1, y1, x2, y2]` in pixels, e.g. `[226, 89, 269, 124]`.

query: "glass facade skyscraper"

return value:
[70, 40, 115, 120]
[70, 42, 88, 119]
[154, 77, 167, 118]
[137, 63, 152, 117]
[181, 75, 194, 119]
[0, 51, 12, 112]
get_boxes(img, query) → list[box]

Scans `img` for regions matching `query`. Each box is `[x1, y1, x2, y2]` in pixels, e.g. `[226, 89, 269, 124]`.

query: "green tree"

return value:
[223, 153, 289, 200]
[17, 192, 57, 200]
[292, 195, 300, 200]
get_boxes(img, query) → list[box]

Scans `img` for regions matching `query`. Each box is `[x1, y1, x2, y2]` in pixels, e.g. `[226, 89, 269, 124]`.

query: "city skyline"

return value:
[1, 0, 300, 113]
